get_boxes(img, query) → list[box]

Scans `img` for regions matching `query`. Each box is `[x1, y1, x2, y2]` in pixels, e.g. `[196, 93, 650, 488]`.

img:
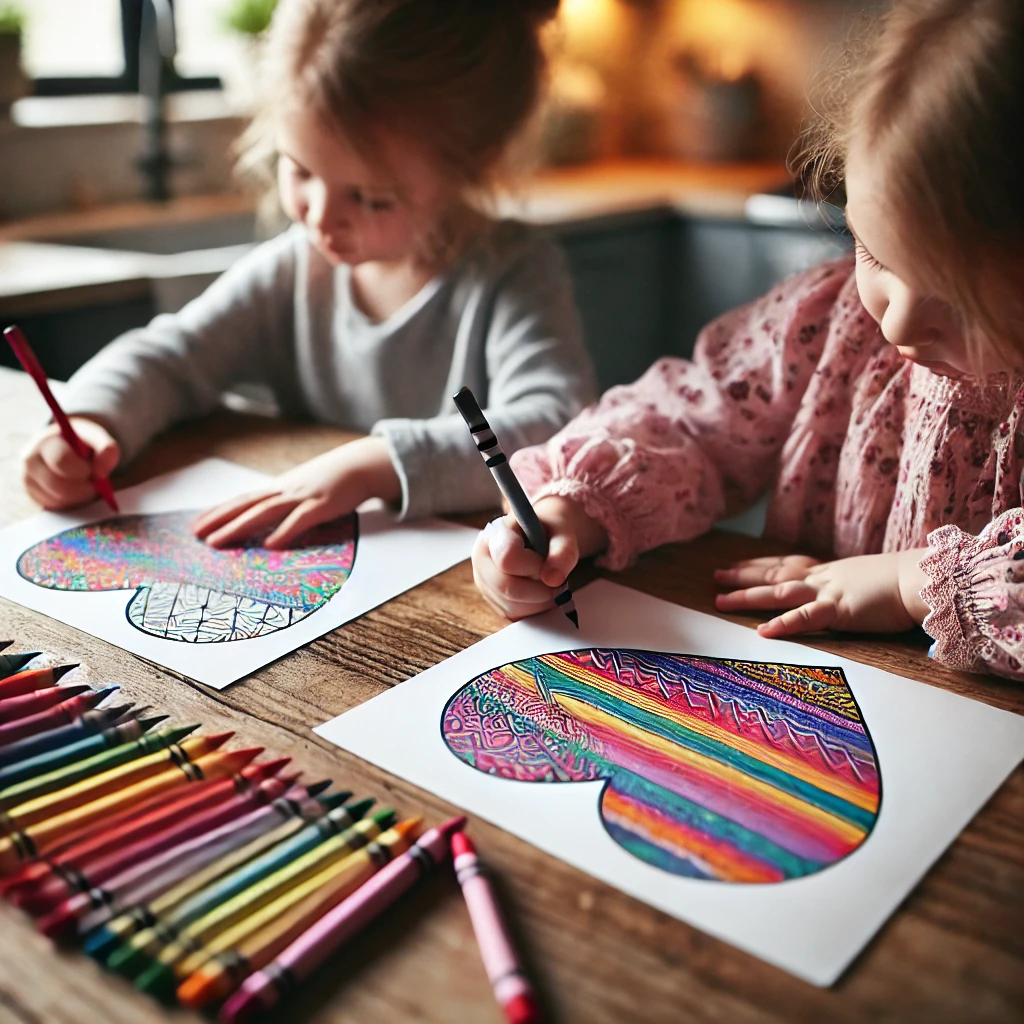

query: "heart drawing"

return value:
[442, 649, 880, 882]
[17, 511, 358, 643]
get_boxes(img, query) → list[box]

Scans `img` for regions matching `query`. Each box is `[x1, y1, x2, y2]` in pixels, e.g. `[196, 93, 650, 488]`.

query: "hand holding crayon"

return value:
[6, 325, 121, 513]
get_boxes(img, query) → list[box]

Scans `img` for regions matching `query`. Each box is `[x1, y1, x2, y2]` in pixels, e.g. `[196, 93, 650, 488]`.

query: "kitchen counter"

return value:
[0, 160, 788, 315]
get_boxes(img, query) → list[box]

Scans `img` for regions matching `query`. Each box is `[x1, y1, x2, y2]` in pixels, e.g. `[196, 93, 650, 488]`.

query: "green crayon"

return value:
[0, 724, 196, 810]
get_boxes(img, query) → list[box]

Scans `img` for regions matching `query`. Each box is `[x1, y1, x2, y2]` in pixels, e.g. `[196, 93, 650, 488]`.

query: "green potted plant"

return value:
[220, 0, 278, 108]
[0, 3, 27, 117]
[223, 0, 278, 38]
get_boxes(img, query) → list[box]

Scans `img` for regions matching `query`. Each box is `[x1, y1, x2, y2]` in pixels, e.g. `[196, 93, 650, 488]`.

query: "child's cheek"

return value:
[854, 263, 887, 328]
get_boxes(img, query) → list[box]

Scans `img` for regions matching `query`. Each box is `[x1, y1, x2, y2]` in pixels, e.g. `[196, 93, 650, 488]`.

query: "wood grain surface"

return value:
[0, 366, 1020, 1024]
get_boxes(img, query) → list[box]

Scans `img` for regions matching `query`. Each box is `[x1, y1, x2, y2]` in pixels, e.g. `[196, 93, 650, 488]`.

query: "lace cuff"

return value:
[920, 510, 1024, 680]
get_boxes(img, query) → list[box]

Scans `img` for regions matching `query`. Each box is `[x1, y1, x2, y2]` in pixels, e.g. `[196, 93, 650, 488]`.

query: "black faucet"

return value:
[137, 0, 177, 202]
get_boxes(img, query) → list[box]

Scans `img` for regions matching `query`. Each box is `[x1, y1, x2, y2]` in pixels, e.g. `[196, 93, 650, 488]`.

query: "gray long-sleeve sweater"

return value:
[62, 220, 596, 518]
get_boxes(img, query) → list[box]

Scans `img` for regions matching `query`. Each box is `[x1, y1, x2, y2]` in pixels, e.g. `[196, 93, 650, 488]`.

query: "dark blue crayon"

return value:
[0, 652, 41, 680]
[0, 703, 134, 769]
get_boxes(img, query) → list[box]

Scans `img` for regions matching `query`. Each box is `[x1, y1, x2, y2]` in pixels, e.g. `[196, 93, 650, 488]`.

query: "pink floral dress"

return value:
[512, 257, 1024, 680]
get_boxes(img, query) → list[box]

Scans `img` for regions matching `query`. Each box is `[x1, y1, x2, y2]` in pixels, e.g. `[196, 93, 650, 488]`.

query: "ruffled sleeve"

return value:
[510, 259, 853, 569]
[920, 508, 1024, 680]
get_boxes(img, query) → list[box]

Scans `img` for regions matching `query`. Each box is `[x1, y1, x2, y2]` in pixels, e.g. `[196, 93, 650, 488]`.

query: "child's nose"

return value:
[306, 181, 342, 231]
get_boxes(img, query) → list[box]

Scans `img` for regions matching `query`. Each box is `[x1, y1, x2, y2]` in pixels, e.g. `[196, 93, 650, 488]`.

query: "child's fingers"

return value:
[23, 453, 96, 508]
[540, 531, 579, 588]
[37, 434, 94, 481]
[192, 491, 273, 538]
[715, 562, 807, 588]
[472, 531, 554, 608]
[264, 499, 331, 549]
[484, 518, 545, 578]
[714, 579, 818, 612]
[203, 495, 299, 548]
[473, 564, 555, 620]
[757, 600, 837, 638]
[90, 437, 121, 479]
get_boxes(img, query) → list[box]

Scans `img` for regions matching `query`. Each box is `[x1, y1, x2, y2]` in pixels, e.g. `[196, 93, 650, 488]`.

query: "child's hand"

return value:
[193, 437, 401, 549]
[713, 549, 930, 637]
[22, 418, 121, 510]
[472, 496, 607, 620]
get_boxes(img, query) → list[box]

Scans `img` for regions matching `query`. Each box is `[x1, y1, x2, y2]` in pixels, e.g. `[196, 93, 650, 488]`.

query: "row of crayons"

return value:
[0, 644, 540, 1024]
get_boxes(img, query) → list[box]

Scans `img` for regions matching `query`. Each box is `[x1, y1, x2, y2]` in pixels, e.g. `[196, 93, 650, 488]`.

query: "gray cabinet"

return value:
[549, 209, 852, 392]
[551, 211, 676, 392]
[672, 217, 852, 360]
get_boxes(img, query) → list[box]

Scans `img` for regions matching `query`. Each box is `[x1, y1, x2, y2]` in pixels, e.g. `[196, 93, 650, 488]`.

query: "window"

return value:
[19, 0, 220, 95]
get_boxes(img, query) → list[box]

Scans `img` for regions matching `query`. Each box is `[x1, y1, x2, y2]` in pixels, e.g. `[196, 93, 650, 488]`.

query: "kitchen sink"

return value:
[53, 212, 262, 256]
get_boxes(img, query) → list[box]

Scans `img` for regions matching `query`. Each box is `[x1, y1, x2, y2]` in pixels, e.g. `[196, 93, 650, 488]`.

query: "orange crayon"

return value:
[0, 664, 78, 703]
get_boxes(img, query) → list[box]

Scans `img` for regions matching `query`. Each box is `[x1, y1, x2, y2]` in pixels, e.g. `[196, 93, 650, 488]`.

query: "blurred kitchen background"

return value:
[0, 0, 882, 392]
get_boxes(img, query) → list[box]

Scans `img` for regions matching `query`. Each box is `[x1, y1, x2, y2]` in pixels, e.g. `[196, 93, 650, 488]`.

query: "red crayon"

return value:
[451, 832, 541, 1024]
[3, 325, 118, 512]
[0, 664, 78, 703]
[0, 684, 90, 725]
[14, 775, 296, 916]
[1, 759, 289, 896]
[0, 687, 118, 748]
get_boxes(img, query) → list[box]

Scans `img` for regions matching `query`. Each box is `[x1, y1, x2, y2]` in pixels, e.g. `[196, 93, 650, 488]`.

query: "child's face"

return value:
[844, 146, 970, 378]
[276, 107, 453, 267]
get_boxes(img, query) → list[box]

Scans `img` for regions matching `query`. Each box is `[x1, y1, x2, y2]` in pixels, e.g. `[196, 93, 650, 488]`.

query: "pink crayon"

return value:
[451, 831, 541, 1024]
[219, 815, 467, 1024]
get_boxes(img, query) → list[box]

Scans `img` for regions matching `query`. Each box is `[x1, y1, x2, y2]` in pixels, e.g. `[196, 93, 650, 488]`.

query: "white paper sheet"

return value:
[316, 579, 1024, 986]
[0, 459, 475, 688]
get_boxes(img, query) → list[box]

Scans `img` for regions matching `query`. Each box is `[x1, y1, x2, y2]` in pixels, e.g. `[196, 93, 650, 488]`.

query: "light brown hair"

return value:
[793, 0, 1024, 364]
[239, 0, 560, 210]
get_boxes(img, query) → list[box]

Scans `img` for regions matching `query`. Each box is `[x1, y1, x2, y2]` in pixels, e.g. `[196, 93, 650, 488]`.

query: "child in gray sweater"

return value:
[22, 0, 593, 549]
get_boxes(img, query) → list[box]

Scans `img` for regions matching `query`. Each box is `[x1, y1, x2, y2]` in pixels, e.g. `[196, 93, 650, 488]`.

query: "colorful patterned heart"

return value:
[17, 511, 358, 643]
[442, 648, 880, 882]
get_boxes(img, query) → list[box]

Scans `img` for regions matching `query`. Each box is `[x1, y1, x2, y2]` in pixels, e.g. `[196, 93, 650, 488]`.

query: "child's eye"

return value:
[351, 189, 395, 212]
[854, 241, 886, 272]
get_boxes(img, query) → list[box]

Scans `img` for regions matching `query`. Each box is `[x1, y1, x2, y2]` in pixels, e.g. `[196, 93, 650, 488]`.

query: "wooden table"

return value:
[0, 366, 1020, 1024]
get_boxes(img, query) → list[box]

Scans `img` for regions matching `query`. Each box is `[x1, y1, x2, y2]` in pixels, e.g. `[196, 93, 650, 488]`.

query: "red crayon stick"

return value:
[0, 664, 78, 703]
[15, 775, 296, 917]
[0, 687, 118, 749]
[3, 325, 118, 512]
[220, 815, 467, 1024]
[451, 831, 541, 1024]
[0, 684, 90, 725]
[1, 759, 289, 896]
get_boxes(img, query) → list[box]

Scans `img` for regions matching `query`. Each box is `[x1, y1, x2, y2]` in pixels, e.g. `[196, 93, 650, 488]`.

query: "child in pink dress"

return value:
[473, 0, 1024, 680]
